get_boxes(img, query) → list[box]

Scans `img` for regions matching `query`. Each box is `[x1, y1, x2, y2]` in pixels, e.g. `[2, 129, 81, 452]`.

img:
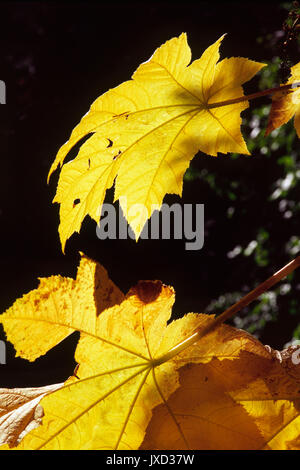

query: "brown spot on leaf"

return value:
[73, 198, 80, 208]
[134, 280, 163, 304]
[106, 138, 113, 148]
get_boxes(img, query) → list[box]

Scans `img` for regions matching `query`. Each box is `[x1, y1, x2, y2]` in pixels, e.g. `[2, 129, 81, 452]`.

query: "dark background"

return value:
[0, 0, 300, 387]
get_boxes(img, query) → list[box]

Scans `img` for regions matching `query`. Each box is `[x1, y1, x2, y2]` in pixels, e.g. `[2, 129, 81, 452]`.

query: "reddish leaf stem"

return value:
[154, 255, 300, 366]
[208, 81, 300, 109]
[198, 255, 300, 335]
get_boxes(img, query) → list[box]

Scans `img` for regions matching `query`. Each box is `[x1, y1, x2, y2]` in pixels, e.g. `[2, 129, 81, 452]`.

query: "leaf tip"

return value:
[218, 32, 227, 43]
[60, 237, 66, 255]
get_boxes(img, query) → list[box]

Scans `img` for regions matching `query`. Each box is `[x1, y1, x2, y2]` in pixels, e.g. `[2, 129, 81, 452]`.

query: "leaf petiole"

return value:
[153, 255, 300, 366]
[207, 81, 300, 109]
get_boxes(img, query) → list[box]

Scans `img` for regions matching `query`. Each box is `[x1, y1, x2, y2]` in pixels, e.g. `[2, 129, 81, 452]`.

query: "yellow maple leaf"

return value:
[266, 62, 300, 137]
[48, 33, 266, 251]
[1, 254, 300, 450]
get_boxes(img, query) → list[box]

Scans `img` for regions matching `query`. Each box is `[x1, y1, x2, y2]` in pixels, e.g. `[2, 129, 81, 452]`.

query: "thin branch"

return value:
[200, 255, 300, 333]
[154, 256, 300, 365]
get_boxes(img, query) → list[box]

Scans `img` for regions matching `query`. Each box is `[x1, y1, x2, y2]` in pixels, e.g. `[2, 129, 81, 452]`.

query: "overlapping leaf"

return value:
[1, 255, 300, 450]
[141, 347, 300, 450]
[266, 61, 300, 137]
[48, 33, 266, 250]
[0, 383, 63, 447]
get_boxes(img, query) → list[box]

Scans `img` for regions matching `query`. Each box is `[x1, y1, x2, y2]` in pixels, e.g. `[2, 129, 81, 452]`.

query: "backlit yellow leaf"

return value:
[1, 255, 300, 450]
[48, 33, 265, 250]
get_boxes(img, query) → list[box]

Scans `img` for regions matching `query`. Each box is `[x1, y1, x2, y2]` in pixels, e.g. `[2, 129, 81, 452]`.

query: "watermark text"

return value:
[0, 80, 6, 104]
[96, 202, 204, 250]
[0, 340, 6, 364]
